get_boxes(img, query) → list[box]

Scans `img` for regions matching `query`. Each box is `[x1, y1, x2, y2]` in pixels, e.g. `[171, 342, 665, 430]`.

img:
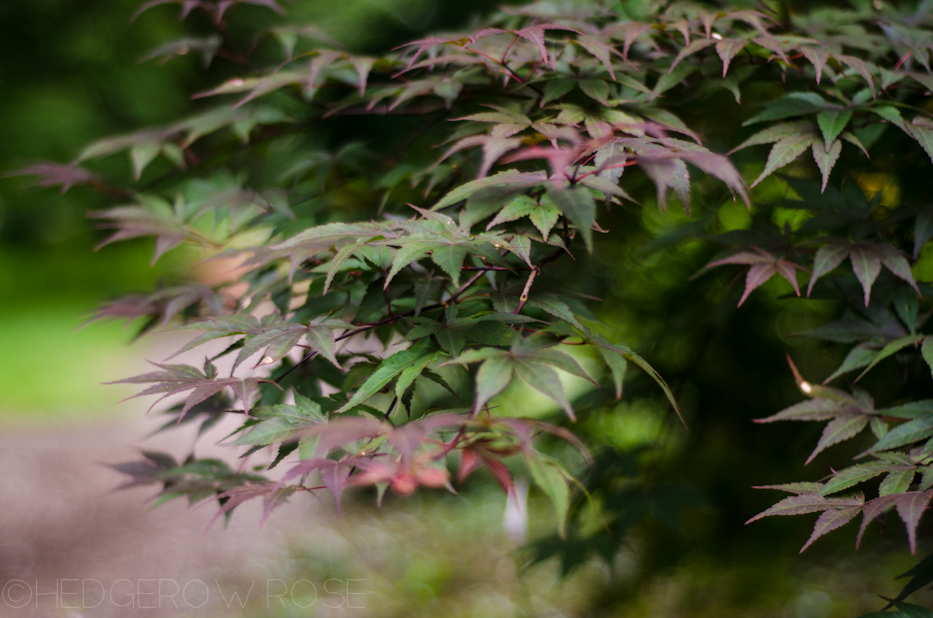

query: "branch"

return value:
[514, 266, 539, 314]
[384, 276, 395, 317]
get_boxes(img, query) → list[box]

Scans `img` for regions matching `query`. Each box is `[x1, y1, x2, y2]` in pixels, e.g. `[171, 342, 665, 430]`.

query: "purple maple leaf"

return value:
[705, 246, 806, 306]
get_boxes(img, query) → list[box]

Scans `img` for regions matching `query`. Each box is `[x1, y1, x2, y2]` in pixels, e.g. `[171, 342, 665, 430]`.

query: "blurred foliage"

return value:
[207, 492, 933, 617]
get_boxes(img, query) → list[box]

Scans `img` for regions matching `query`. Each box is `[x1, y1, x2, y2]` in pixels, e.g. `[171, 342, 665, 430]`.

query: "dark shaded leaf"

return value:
[896, 491, 933, 553]
[870, 416, 933, 453]
[800, 506, 861, 552]
[821, 462, 892, 495]
[747, 492, 862, 523]
[806, 414, 869, 464]
[549, 187, 595, 253]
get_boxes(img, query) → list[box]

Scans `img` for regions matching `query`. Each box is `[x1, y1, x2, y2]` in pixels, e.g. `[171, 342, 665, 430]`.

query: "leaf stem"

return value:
[463, 45, 525, 84]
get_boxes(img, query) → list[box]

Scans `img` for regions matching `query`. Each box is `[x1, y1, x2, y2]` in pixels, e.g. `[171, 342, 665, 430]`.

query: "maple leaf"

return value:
[704, 247, 806, 306]
[208, 483, 295, 528]
[486, 194, 562, 240]
[401, 305, 532, 357]
[375, 216, 517, 288]
[732, 117, 862, 192]
[811, 139, 843, 192]
[132, 0, 202, 21]
[807, 240, 921, 306]
[620, 136, 749, 210]
[194, 71, 305, 108]
[509, 24, 580, 68]
[108, 358, 276, 419]
[754, 482, 826, 495]
[820, 461, 894, 496]
[109, 451, 179, 490]
[435, 134, 524, 179]
[396, 35, 465, 70]
[174, 313, 349, 369]
[134, 0, 284, 23]
[264, 221, 400, 280]
[526, 451, 572, 536]
[754, 397, 864, 424]
[77, 128, 183, 180]
[458, 448, 514, 492]
[446, 336, 597, 421]
[799, 506, 863, 552]
[142, 35, 223, 68]
[502, 143, 588, 182]
[746, 491, 863, 524]
[669, 39, 717, 74]
[6, 162, 100, 194]
[286, 415, 465, 504]
[591, 336, 682, 422]
[431, 170, 549, 212]
[173, 105, 293, 147]
[281, 458, 355, 513]
[606, 21, 652, 60]
[751, 132, 818, 188]
[495, 417, 592, 462]
[89, 195, 213, 264]
[350, 452, 452, 496]
[452, 106, 533, 138]
[111, 454, 267, 509]
[292, 416, 389, 456]
[573, 34, 623, 80]
[716, 38, 747, 76]
[729, 121, 815, 154]
[805, 413, 870, 464]
[87, 283, 226, 331]
[334, 341, 439, 413]
[905, 117, 933, 166]
[858, 491, 933, 552]
[744, 93, 837, 127]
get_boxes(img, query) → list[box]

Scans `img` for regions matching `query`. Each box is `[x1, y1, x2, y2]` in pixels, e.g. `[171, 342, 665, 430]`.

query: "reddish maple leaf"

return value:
[6, 162, 99, 193]
[705, 247, 807, 306]
[109, 358, 277, 419]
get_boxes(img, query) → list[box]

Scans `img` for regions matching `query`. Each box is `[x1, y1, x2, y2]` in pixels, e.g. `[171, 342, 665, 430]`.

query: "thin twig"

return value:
[461, 265, 530, 271]
[514, 266, 539, 314]
[501, 34, 520, 65]
[450, 270, 486, 303]
[383, 397, 398, 422]
[574, 159, 638, 182]
[384, 278, 395, 317]
[86, 179, 137, 200]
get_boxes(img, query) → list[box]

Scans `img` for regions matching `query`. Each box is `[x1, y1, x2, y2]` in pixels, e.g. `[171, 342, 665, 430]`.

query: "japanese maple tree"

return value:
[15, 0, 933, 612]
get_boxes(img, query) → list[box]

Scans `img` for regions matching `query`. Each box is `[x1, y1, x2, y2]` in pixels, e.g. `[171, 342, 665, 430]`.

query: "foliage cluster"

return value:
[18, 0, 933, 612]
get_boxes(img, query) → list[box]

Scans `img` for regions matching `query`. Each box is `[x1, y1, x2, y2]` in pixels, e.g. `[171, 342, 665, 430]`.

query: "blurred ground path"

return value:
[0, 416, 316, 618]
[0, 327, 326, 618]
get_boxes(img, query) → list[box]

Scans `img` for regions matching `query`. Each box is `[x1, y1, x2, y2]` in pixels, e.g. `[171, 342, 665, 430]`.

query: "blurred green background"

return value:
[3, 1, 933, 616]
[0, 0, 194, 415]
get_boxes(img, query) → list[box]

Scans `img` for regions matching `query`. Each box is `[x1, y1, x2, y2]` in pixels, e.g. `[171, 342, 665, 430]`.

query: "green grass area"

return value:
[0, 238, 194, 422]
[0, 303, 143, 421]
